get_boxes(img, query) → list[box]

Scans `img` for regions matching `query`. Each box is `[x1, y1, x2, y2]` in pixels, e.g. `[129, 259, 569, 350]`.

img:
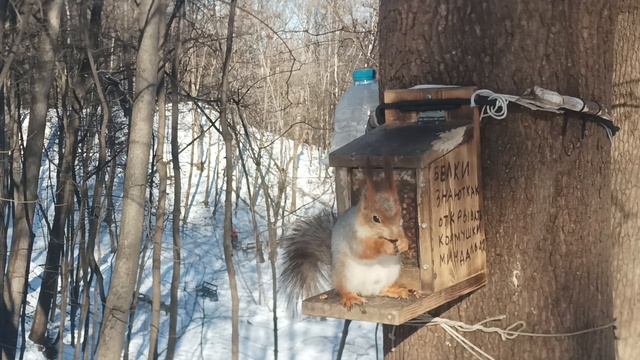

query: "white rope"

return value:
[470, 88, 615, 143]
[470, 89, 518, 120]
[439, 322, 495, 360]
[394, 314, 616, 360]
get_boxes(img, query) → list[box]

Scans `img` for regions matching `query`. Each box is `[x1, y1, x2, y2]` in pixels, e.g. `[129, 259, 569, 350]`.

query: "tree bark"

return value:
[30, 0, 105, 344]
[166, 4, 183, 358]
[96, 0, 163, 357]
[379, 1, 617, 359]
[1, 0, 63, 357]
[0, 0, 9, 321]
[57, 216, 72, 360]
[220, 1, 240, 359]
[611, 1, 640, 359]
[148, 3, 168, 355]
[203, 132, 213, 208]
[28, 86, 78, 346]
[181, 112, 195, 223]
[149, 71, 168, 360]
[72, 161, 89, 360]
[85, 19, 111, 314]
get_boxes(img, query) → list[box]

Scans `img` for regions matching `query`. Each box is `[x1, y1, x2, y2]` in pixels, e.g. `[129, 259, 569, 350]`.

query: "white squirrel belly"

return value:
[343, 255, 401, 296]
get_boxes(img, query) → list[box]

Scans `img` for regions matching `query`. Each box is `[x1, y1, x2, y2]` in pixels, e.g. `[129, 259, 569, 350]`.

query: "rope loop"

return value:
[406, 314, 616, 360]
[471, 89, 513, 120]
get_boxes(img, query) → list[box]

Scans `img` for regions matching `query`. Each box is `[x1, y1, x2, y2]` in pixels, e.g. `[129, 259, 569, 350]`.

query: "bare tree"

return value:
[0, 0, 12, 349]
[219, 0, 240, 358]
[149, 22, 169, 358]
[0, 0, 390, 357]
[96, 0, 164, 357]
[165, 3, 185, 359]
[1, 0, 64, 357]
[28, 80, 78, 347]
[29, 0, 106, 346]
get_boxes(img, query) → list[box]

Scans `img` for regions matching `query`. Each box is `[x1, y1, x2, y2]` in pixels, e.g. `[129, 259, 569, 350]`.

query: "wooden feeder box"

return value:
[302, 86, 487, 325]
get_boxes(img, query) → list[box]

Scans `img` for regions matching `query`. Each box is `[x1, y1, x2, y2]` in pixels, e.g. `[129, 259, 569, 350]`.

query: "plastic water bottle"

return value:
[329, 68, 379, 152]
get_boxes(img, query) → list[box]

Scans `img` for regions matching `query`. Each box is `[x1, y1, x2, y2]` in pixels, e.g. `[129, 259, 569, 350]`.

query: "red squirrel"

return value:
[280, 162, 411, 310]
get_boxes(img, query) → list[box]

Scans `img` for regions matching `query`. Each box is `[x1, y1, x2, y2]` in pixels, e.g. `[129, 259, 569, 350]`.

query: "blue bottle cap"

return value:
[352, 68, 376, 82]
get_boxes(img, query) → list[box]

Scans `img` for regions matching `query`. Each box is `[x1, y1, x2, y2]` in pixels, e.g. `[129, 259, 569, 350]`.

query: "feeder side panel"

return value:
[428, 141, 487, 292]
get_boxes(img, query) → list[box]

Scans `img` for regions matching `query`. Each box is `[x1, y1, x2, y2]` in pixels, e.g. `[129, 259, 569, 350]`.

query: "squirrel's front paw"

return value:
[381, 284, 411, 299]
[340, 292, 366, 310]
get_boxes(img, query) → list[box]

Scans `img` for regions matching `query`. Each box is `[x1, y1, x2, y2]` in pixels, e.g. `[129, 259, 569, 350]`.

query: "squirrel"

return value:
[280, 162, 411, 310]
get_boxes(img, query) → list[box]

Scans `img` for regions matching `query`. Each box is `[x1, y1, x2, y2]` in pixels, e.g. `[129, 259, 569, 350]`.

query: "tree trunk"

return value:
[96, 0, 163, 357]
[289, 142, 301, 214]
[149, 77, 168, 360]
[123, 233, 151, 360]
[30, 0, 105, 343]
[148, 5, 169, 356]
[74, 128, 95, 360]
[611, 1, 640, 359]
[0, 0, 9, 326]
[0, 90, 6, 348]
[28, 88, 78, 346]
[85, 32, 111, 314]
[220, 1, 240, 359]
[166, 4, 183, 358]
[1, 0, 64, 357]
[182, 111, 195, 223]
[72, 169, 89, 360]
[57, 219, 72, 360]
[104, 118, 118, 253]
[379, 1, 617, 359]
[232, 120, 265, 302]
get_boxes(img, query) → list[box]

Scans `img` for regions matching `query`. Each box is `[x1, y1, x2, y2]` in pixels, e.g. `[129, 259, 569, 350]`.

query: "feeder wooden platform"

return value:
[302, 272, 486, 325]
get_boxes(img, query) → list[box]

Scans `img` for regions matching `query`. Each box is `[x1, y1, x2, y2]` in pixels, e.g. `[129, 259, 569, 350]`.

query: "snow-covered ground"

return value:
[20, 105, 382, 359]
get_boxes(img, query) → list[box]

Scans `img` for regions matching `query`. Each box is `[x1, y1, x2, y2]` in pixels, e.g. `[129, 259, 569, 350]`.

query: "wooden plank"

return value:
[428, 141, 487, 292]
[334, 167, 351, 215]
[384, 86, 477, 104]
[302, 271, 487, 325]
[383, 86, 477, 125]
[397, 265, 420, 291]
[416, 167, 434, 293]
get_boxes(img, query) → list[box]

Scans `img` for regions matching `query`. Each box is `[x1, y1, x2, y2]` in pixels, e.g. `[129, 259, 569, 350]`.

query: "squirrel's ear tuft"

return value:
[362, 158, 376, 205]
[383, 157, 396, 192]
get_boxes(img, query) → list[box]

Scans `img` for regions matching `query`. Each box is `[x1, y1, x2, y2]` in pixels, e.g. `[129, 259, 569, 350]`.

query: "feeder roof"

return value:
[329, 122, 473, 169]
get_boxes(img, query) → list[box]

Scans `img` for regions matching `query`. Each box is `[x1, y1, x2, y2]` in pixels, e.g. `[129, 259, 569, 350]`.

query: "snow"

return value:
[19, 105, 383, 359]
[431, 126, 468, 153]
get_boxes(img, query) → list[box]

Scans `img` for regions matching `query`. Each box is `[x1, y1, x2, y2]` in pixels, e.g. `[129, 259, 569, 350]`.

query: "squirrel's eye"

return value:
[372, 215, 381, 223]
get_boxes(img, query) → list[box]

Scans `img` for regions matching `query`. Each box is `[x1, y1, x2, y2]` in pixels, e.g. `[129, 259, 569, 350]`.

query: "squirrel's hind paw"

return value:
[340, 292, 366, 310]
[381, 285, 411, 299]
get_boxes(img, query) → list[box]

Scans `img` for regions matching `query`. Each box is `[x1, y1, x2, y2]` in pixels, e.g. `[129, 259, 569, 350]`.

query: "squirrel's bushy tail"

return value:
[279, 210, 335, 311]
